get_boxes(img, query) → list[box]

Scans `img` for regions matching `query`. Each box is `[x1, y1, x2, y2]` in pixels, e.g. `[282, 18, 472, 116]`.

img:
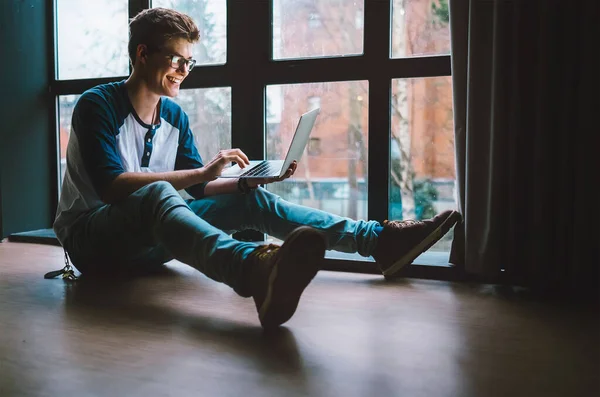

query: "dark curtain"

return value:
[449, 0, 599, 299]
[0, 169, 3, 240]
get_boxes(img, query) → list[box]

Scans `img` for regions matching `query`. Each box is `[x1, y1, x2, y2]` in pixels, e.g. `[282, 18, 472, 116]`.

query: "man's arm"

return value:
[203, 178, 240, 196]
[105, 169, 245, 203]
[102, 168, 212, 204]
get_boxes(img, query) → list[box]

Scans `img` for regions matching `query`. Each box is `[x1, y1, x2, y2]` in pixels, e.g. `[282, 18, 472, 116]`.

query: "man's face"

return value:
[144, 37, 194, 98]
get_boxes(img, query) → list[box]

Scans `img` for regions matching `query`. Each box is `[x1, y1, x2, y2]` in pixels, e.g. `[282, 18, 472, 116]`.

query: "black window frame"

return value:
[49, 0, 457, 281]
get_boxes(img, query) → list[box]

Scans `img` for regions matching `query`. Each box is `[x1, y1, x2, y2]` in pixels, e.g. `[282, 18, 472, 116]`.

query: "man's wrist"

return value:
[195, 167, 209, 183]
[246, 179, 260, 189]
[237, 178, 258, 194]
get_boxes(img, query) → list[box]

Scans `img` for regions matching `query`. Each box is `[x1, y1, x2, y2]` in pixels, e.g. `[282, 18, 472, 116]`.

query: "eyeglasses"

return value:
[167, 54, 196, 71]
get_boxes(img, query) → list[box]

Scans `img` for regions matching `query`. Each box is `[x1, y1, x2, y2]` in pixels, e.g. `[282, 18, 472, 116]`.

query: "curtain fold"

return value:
[448, 0, 598, 298]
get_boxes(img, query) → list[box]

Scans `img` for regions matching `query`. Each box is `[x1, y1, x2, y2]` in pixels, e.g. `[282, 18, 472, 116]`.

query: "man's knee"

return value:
[137, 181, 187, 212]
[246, 187, 279, 210]
[143, 181, 177, 195]
[139, 181, 181, 202]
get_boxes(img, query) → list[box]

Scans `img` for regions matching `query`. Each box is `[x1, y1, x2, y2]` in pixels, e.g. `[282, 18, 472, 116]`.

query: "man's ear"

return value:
[136, 44, 148, 64]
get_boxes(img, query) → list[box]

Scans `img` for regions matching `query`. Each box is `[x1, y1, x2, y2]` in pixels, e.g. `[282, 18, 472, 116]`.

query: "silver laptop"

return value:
[219, 108, 320, 179]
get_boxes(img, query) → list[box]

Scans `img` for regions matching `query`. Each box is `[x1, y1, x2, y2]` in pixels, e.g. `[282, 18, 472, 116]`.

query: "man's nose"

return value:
[177, 62, 190, 74]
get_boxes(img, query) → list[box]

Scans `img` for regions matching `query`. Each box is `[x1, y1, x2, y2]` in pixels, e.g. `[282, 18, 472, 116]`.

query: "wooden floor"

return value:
[0, 242, 598, 397]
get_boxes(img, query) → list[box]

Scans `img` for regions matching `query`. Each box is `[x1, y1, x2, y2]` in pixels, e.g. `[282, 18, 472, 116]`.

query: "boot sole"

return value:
[259, 226, 326, 328]
[382, 211, 461, 279]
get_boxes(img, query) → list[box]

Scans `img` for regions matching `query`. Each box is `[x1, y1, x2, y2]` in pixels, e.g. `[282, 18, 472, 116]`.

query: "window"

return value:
[170, 88, 232, 161]
[307, 137, 322, 156]
[266, 85, 283, 124]
[391, 0, 451, 58]
[56, 0, 129, 79]
[390, 76, 456, 252]
[307, 96, 321, 110]
[355, 9, 364, 29]
[52, 1, 455, 273]
[308, 12, 322, 28]
[273, 0, 364, 60]
[266, 81, 369, 220]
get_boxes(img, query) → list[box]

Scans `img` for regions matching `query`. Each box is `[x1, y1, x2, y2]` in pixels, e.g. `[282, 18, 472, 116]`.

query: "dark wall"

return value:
[0, 0, 53, 238]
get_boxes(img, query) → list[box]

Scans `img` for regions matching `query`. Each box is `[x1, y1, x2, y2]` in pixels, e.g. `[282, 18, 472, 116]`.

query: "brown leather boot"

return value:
[246, 226, 326, 328]
[373, 210, 461, 279]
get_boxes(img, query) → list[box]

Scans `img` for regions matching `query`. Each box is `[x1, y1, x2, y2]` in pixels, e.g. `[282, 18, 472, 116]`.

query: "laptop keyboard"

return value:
[240, 161, 279, 177]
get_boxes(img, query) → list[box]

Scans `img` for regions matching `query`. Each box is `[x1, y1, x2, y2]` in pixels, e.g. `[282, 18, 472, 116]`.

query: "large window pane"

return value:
[171, 88, 232, 161]
[273, 0, 364, 60]
[56, 0, 128, 79]
[153, 0, 227, 66]
[391, 0, 450, 58]
[390, 76, 456, 253]
[266, 81, 369, 227]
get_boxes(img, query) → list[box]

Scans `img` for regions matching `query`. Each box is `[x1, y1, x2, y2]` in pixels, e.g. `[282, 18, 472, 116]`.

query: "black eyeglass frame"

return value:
[165, 54, 197, 71]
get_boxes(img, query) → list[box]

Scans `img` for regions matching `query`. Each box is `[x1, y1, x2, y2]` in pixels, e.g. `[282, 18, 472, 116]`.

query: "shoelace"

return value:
[385, 219, 424, 229]
[252, 244, 280, 261]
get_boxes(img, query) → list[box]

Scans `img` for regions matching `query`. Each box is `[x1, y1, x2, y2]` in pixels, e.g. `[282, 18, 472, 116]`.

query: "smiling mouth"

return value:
[167, 76, 182, 84]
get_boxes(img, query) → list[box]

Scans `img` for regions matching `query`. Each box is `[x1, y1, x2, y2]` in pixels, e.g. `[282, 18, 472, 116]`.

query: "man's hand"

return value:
[200, 149, 250, 181]
[247, 161, 298, 188]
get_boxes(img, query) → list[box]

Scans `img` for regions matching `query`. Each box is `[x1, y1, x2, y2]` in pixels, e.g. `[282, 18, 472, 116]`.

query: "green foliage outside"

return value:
[413, 179, 438, 220]
[390, 178, 439, 221]
[432, 0, 450, 24]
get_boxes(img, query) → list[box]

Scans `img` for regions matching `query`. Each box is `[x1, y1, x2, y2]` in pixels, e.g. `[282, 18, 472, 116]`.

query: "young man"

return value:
[54, 8, 460, 328]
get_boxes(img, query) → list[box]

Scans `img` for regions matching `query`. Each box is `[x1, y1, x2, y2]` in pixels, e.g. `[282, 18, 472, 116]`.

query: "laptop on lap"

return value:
[219, 108, 320, 179]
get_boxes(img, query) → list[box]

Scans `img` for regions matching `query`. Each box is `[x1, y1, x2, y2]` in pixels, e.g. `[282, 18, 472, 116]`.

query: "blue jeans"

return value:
[63, 181, 380, 295]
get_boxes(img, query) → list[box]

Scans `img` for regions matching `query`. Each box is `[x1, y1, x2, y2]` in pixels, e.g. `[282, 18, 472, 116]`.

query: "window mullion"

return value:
[128, 0, 151, 75]
[228, 0, 269, 159]
[364, 0, 392, 65]
[364, 0, 392, 223]
[49, 0, 60, 213]
[228, 0, 271, 242]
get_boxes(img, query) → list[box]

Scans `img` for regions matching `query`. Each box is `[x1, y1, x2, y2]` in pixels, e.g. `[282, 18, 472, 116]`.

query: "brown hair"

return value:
[128, 8, 200, 66]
